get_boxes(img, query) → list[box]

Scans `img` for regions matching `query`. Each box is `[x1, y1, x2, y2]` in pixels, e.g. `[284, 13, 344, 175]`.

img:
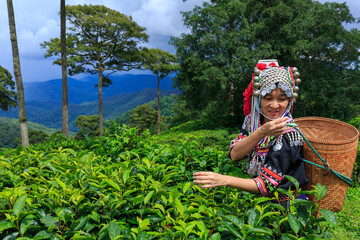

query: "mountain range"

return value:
[0, 74, 179, 131]
[23, 74, 176, 104]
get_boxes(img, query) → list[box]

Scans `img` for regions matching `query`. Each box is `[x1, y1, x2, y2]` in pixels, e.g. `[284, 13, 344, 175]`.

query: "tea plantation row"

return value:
[0, 122, 338, 239]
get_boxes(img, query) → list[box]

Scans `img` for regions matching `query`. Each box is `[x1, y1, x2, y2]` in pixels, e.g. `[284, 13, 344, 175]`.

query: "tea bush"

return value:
[0, 123, 338, 239]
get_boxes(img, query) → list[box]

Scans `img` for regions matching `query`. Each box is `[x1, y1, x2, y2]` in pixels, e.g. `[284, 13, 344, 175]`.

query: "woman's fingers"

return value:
[193, 172, 222, 188]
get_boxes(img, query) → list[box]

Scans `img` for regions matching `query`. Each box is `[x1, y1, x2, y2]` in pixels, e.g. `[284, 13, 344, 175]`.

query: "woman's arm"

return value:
[230, 117, 289, 161]
[193, 171, 259, 192]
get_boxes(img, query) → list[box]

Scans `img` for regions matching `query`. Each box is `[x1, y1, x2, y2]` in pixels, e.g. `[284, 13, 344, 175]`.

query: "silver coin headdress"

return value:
[245, 59, 302, 133]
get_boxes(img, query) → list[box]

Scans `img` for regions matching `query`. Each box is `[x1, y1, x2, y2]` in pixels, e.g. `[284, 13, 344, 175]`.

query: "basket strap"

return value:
[287, 124, 353, 185]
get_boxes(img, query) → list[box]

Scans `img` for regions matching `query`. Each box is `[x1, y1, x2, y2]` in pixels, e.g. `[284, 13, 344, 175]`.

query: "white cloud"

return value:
[0, 0, 358, 83]
[132, 0, 205, 37]
[18, 19, 59, 59]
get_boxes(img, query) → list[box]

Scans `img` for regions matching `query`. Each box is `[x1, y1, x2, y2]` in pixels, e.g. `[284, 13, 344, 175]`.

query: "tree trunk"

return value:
[6, 0, 29, 148]
[228, 81, 234, 116]
[98, 65, 104, 135]
[61, 0, 69, 136]
[157, 74, 160, 134]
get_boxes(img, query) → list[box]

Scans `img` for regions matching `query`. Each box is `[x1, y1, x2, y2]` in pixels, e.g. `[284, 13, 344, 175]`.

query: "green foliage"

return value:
[142, 48, 179, 80]
[171, 0, 360, 122]
[41, 4, 150, 133]
[349, 115, 360, 130]
[152, 120, 240, 151]
[0, 122, 340, 239]
[115, 94, 178, 130]
[352, 144, 360, 186]
[28, 130, 48, 145]
[74, 115, 99, 140]
[0, 65, 17, 111]
[0, 117, 56, 149]
[329, 186, 360, 239]
[142, 48, 179, 133]
[129, 104, 166, 134]
[41, 4, 149, 76]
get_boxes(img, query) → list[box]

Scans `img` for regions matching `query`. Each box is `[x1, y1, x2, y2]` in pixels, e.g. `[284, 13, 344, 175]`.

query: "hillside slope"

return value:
[0, 88, 179, 131]
[23, 74, 176, 104]
[0, 117, 57, 149]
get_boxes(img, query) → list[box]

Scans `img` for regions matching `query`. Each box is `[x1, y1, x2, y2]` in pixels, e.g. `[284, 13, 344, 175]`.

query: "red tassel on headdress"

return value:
[256, 63, 267, 71]
[269, 62, 277, 67]
[243, 74, 254, 116]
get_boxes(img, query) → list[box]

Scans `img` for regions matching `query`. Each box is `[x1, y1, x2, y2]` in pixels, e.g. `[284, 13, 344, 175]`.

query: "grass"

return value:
[330, 186, 360, 239]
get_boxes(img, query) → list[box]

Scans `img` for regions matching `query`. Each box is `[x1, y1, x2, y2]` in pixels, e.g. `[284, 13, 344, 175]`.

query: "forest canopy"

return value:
[171, 0, 360, 123]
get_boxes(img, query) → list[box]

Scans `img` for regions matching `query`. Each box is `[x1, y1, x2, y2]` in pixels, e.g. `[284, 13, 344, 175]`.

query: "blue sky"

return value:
[0, 0, 359, 83]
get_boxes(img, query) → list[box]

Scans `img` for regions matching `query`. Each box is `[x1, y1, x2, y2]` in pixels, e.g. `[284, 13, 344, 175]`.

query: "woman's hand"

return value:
[193, 171, 227, 188]
[258, 117, 288, 137]
[193, 171, 259, 192]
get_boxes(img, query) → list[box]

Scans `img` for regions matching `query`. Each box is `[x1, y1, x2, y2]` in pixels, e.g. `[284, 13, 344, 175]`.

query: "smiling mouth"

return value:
[268, 111, 279, 114]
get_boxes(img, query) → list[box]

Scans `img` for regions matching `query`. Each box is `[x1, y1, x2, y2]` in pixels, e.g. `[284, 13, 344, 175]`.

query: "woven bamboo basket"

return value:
[294, 116, 359, 212]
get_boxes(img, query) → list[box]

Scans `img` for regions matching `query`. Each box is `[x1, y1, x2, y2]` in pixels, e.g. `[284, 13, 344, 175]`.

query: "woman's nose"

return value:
[270, 100, 279, 108]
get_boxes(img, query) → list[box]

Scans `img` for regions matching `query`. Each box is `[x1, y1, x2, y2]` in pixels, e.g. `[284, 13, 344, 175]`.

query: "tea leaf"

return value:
[3, 232, 20, 239]
[55, 177, 66, 189]
[13, 195, 27, 217]
[132, 195, 145, 206]
[19, 215, 36, 235]
[314, 184, 328, 200]
[285, 175, 299, 190]
[144, 190, 155, 205]
[247, 227, 273, 235]
[122, 169, 131, 184]
[247, 209, 259, 227]
[108, 222, 121, 240]
[297, 205, 309, 227]
[89, 211, 101, 223]
[318, 209, 338, 226]
[104, 179, 121, 192]
[262, 212, 281, 219]
[74, 216, 89, 231]
[194, 220, 206, 233]
[182, 182, 192, 194]
[137, 217, 150, 231]
[293, 199, 314, 207]
[142, 158, 151, 169]
[287, 213, 300, 235]
[279, 233, 299, 240]
[223, 215, 243, 228]
[40, 216, 59, 229]
[220, 220, 243, 238]
[0, 220, 16, 233]
[33, 230, 52, 239]
[208, 232, 221, 240]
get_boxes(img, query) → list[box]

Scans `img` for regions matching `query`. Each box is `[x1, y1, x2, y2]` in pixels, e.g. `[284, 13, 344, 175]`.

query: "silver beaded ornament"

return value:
[252, 65, 301, 99]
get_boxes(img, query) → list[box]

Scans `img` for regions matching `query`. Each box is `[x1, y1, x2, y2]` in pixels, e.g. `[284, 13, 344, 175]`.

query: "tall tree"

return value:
[6, 0, 29, 148]
[60, 0, 69, 136]
[129, 104, 157, 134]
[74, 115, 99, 140]
[171, 0, 360, 122]
[143, 48, 179, 133]
[0, 66, 17, 111]
[41, 4, 149, 135]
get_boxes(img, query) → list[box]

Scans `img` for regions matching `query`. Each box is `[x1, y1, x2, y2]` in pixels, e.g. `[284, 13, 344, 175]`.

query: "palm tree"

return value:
[60, 0, 69, 136]
[6, 0, 29, 148]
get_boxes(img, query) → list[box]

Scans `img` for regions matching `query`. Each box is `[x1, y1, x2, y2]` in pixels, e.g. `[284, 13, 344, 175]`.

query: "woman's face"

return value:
[260, 86, 290, 121]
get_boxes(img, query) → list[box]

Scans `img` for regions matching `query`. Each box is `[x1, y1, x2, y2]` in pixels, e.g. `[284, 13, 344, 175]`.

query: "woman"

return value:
[193, 60, 308, 206]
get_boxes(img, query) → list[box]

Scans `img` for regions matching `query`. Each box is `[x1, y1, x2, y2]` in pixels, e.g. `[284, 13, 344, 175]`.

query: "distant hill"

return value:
[23, 74, 176, 104]
[0, 88, 179, 132]
[0, 73, 179, 131]
[0, 117, 57, 149]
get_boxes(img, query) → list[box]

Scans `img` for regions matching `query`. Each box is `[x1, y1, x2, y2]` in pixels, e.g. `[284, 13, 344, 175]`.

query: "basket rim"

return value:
[294, 116, 359, 145]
